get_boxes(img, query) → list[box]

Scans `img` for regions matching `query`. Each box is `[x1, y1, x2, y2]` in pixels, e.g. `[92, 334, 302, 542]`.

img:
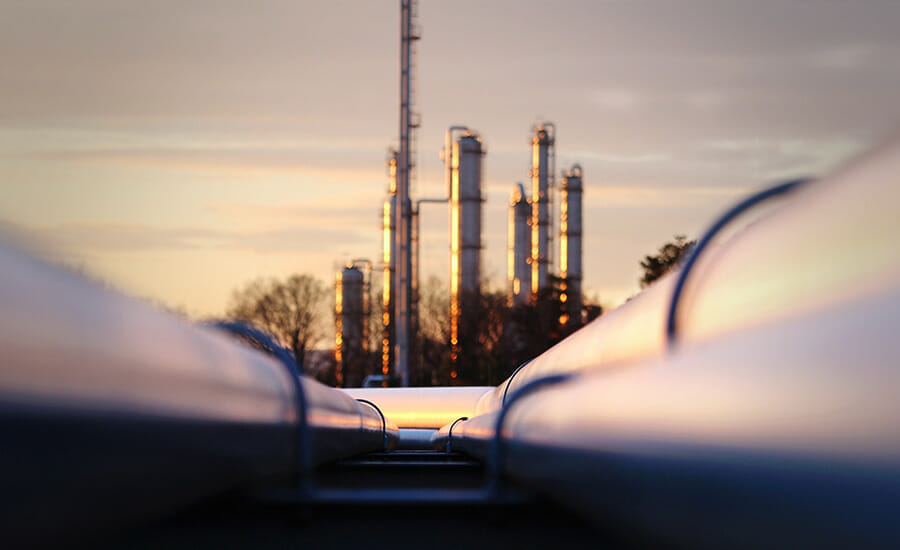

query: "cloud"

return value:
[695, 137, 866, 177]
[584, 184, 750, 209]
[6, 142, 388, 180]
[590, 89, 641, 112]
[204, 200, 383, 229]
[810, 44, 873, 71]
[571, 151, 672, 164]
[2, 219, 370, 256]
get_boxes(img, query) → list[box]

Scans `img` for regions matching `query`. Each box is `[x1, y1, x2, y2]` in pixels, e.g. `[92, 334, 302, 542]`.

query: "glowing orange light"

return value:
[450, 371, 458, 379]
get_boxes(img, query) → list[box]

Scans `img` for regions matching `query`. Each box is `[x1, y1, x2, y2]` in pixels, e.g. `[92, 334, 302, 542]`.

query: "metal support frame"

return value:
[487, 373, 573, 496]
[446, 416, 469, 452]
[356, 398, 389, 452]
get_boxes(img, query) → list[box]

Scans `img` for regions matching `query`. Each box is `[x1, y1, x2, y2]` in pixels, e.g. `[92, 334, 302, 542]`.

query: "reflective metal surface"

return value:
[335, 264, 367, 387]
[560, 165, 583, 319]
[382, 177, 397, 379]
[499, 285, 900, 547]
[530, 124, 554, 293]
[0, 244, 295, 424]
[478, 272, 676, 415]
[450, 133, 484, 364]
[676, 139, 900, 346]
[342, 386, 493, 428]
[0, 243, 394, 543]
[437, 137, 900, 547]
[508, 182, 531, 305]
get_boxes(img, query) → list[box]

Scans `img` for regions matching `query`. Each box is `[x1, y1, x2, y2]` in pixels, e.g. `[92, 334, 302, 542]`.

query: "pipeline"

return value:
[0, 243, 397, 545]
[4, 136, 900, 547]
[431, 136, 900, 547]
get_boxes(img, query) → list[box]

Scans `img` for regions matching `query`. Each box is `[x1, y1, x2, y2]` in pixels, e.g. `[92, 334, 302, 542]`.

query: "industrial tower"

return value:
[335, 260, 371, 387]
[560, 165, 583, 323]
[449, 131, 484, 376]
[509, 125, 583, 318]
[508, 183, 531, 306]
[530, 124, 555, 296]
[394, 0, 419, 386]
[381, 152, 398, 382]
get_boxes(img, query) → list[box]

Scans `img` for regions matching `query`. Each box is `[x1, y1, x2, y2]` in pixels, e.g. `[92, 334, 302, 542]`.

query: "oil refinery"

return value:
[332, 0, 587, 387]
[3, 140, 900, 544]
[2, 0, 899, 548]
[367, 120, 584, 386]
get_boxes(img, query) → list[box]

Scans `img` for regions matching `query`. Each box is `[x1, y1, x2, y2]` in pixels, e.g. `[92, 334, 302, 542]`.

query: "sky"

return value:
[2, 0, 899, 317]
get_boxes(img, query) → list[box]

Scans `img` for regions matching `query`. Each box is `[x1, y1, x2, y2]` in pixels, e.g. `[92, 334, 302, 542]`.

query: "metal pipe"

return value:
[499, 288, 900, 548]
[404, 129, 468, 385]
[432, 136, 900, 547]
[0, 242, 395, 544]
[341, 386, 493, 429]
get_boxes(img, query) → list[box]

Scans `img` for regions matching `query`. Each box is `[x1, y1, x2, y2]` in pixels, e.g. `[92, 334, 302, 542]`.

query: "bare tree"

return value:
[412, 275, 604, 386]
[227, 274, 326, 372]
[415, 276, 451, 386]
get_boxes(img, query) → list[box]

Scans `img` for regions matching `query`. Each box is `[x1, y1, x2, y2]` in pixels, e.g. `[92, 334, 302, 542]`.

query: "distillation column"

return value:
[508, 182, 531, 306]
[335, 264, 367, 387]
[450, 133, 483, 378]
[530, 124, 554, 296]
[560, 165, 583, 324]
[381, 153, 398, 383]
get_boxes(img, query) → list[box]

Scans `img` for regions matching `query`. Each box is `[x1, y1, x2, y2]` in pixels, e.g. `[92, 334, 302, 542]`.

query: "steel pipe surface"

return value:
[500, 285, 900, 548]
[0, 243, 392, 544]
[342, 386, 493, 429]
[435, 136, 900, 547]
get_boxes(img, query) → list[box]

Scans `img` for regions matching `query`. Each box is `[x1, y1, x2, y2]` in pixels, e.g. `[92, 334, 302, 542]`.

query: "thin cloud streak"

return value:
[1, 219, 370, 256]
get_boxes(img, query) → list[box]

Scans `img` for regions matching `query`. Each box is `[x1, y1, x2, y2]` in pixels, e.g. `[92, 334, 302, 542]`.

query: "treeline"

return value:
[225, 235, 692, 387]
[225, 272, 601, 387]
[411, 276, 602, 386]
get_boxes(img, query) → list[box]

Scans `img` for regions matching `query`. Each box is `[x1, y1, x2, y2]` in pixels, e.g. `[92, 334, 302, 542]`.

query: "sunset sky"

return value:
[2, 0, 899, 317]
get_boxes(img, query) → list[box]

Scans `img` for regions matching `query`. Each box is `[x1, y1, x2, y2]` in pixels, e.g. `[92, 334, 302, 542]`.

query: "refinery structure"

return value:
[8, 2, 899, 546]
[530, 125, 555, 296]
[334, 259, 371, 388]
[333, 1, 585, 386]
